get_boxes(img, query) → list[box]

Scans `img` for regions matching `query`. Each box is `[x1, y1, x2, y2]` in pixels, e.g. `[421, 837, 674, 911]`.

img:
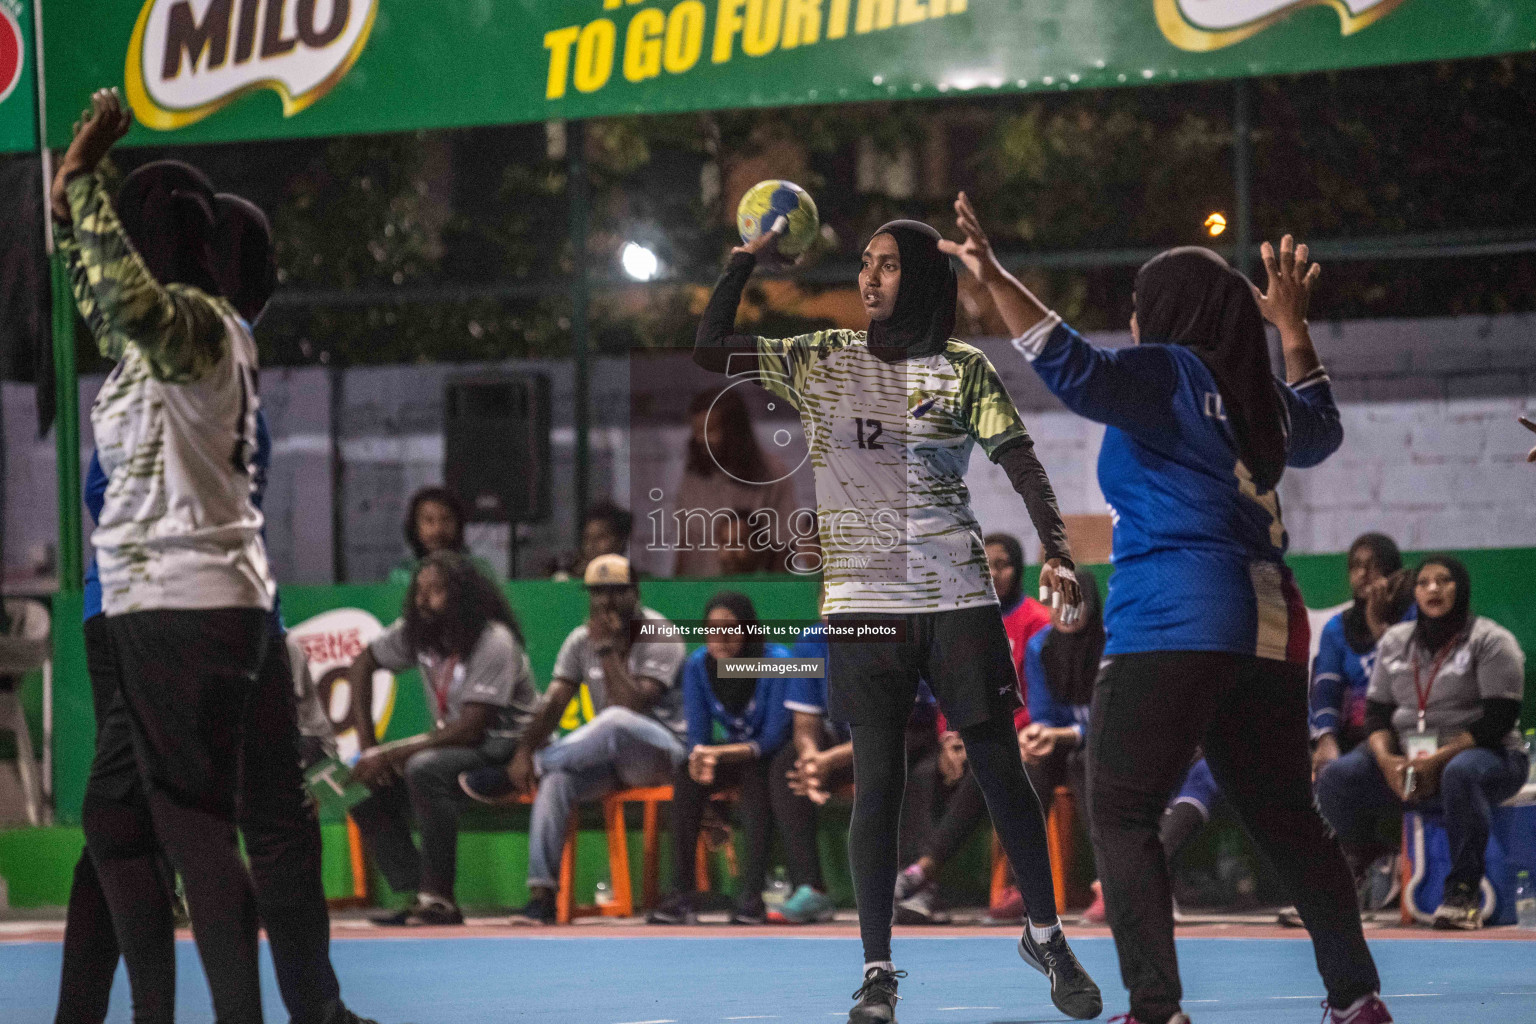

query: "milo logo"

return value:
[1156, 0, 1408, 51]
[125, 0, 377, 130]
[0, 1, 23, 107]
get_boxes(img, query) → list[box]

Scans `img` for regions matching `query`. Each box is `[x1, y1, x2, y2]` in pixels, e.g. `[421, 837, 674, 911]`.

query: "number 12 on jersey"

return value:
[853, 418, 885, 450]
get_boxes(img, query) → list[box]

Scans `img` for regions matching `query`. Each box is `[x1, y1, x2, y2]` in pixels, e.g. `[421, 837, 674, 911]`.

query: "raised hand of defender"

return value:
[1520, 415, 1536, 463]
[1254, 235, 1320, 331]
[52, 88, 133, 223]
[937, 191, 1001, 284]
[1039, 558, 1082, 625]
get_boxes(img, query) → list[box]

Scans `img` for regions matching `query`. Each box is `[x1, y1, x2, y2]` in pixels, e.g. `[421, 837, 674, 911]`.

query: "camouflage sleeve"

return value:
[63, 173, 226, 382]
[754, 333, 819, 410]
[56, 214, 132, 359]
[961, 351, 1029, 459]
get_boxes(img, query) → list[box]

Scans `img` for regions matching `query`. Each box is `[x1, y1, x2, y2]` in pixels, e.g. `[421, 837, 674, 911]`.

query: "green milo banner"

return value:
[0, 0, 34, 154]
[38, 0, 1536, 149]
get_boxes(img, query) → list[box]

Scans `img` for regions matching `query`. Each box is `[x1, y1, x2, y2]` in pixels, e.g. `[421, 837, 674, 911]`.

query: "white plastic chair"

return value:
[0, 599, 51, 826]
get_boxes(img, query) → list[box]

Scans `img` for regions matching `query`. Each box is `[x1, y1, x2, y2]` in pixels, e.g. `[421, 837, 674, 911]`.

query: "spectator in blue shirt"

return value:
[648, 592, 792, 925]
[1310, 533, 1415, 777]
[945, 191, 1386, 1024]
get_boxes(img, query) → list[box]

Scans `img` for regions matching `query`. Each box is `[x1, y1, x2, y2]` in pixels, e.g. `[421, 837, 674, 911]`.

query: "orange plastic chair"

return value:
[557, 785, 677, 923]
[990, 785, 1076, 911]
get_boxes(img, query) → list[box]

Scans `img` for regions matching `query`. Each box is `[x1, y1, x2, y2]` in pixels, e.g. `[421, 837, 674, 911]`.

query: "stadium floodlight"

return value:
[622, 242, 660, 281]
[1205, 212, 1228, 237]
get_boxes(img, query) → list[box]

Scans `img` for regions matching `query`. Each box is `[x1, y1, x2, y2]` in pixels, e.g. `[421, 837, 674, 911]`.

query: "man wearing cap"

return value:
[460, 554, 689, 925]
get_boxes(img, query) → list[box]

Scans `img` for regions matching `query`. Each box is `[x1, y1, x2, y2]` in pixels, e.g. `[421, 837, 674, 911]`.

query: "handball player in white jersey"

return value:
[694, 211, 1101, 1023]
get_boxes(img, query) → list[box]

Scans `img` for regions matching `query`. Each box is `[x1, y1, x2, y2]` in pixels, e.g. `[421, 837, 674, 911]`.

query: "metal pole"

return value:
[1233, 78, 1254, 280]
[33, 0, 83, 592]
[567, 120, 591, 547]
[328, 360, 347, 583]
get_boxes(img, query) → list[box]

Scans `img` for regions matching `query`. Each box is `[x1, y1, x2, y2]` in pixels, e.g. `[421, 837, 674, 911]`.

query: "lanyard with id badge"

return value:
[1405, 643, 1454, 763]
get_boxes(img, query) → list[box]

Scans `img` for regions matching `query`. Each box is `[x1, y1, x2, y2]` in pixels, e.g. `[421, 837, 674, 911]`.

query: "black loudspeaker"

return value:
[444, 373, 552, 524]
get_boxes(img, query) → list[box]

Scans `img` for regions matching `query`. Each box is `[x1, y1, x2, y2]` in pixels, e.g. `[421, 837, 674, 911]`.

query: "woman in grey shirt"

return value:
[1316, 555, 1528, 930]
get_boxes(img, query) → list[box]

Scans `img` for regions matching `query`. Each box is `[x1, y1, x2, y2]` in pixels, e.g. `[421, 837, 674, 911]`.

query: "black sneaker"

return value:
[1431, 881, 1483, 930]
[730, 895, 766, 925]
[323, 1006, 383, 1024]
[367, 906, 413, 926]
[1018, 925, 1103, 1020]
[848, 966, 906, 1024]
[892, 865, 927, 902]
[409, 896, 464, 926]
[646, 893, 697, 925]
[459, 767, 519, 804]
[508, 889, 556, 926]
[894, 886, 950, 925]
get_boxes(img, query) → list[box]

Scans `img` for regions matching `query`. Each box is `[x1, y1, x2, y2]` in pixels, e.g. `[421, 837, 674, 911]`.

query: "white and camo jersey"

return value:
[62, 171, 273, 616]
[751, 329, 1032, 614]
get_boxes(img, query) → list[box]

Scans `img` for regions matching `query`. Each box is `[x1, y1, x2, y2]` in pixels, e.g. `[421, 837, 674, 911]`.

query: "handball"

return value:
[737, 179, 819, 258]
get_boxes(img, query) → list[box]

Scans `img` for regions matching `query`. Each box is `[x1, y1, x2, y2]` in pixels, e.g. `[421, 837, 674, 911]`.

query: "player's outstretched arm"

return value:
[939, 192, 1053, 339]
[56, 88, 224, 381]
[692, 218, 788, 375]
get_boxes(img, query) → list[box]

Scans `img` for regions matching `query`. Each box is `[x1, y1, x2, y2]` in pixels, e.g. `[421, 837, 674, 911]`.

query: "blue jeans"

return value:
[1316, 744, 1529, 891]
[526, 707, 685, 890]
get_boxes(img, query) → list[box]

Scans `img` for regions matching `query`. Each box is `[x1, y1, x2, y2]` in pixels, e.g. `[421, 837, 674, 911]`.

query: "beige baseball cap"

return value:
[583, 553, 633, 587]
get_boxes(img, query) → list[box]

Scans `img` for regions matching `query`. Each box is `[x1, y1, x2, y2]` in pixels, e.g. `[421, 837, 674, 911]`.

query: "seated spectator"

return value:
[1311, 533, 1416, 774]
[672, 387, 798, 576]
[987, 533, 1053, 683]
[345, 552, 539, 925]
[647, 593, 792, 924]
[458, 555, 688, 925]
[1278, 532, 1416, 926]
[1316, 556, 1529, 930]
[547, 500, 634, 581]
[580, 500, 632, 570]
[890, 547, 1056, 924]
[389, 487, 500, 585]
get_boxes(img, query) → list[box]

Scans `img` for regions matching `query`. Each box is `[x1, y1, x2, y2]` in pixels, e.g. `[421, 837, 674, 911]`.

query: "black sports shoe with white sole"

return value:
[848, 967, 907, 1024]
[1018, 926, 1102, 1020]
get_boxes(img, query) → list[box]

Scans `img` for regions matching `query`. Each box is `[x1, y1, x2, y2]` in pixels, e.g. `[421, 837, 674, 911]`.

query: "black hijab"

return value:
[1341, 532, 1408, 654]
[704, 590, 764, 715]
[1411, 556, 1472, 655]
[211, 193, 277, 324]
[984, 532, 1024, 609]
[117, 160, 221, 297]
[1135, 247, 1288, 493]
[1038, 567, 1104, 709]
[865, 220, 957, 361]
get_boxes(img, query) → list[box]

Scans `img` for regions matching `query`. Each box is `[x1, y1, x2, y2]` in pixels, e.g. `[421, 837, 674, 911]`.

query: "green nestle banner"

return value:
[0, 0, 35, 154]
[36, 0, 1536, 149]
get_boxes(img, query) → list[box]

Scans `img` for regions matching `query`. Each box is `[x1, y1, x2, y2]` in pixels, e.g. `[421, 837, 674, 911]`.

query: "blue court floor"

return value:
[6, 934, 1535, 1024]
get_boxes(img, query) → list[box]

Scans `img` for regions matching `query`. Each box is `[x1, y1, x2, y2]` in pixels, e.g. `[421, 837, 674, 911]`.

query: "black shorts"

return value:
[826, 604, 1021, 731]
[104, 607, 269, 816]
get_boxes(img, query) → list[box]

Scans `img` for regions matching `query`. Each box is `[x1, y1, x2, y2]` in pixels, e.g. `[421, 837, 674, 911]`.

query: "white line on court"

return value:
[936, 1008, 1002, 1012]
[614, 1019, 676, 1023]
[724, 1017, 780, 1020]
[1383, 994, 1441, 998]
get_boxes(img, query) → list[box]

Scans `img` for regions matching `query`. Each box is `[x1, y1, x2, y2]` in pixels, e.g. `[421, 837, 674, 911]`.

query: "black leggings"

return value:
[63, 617, 343, 1024]
[668, 755, 774, 903]
[1089, 651, 1379, 1024]
[850, 714, 1057, 963]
